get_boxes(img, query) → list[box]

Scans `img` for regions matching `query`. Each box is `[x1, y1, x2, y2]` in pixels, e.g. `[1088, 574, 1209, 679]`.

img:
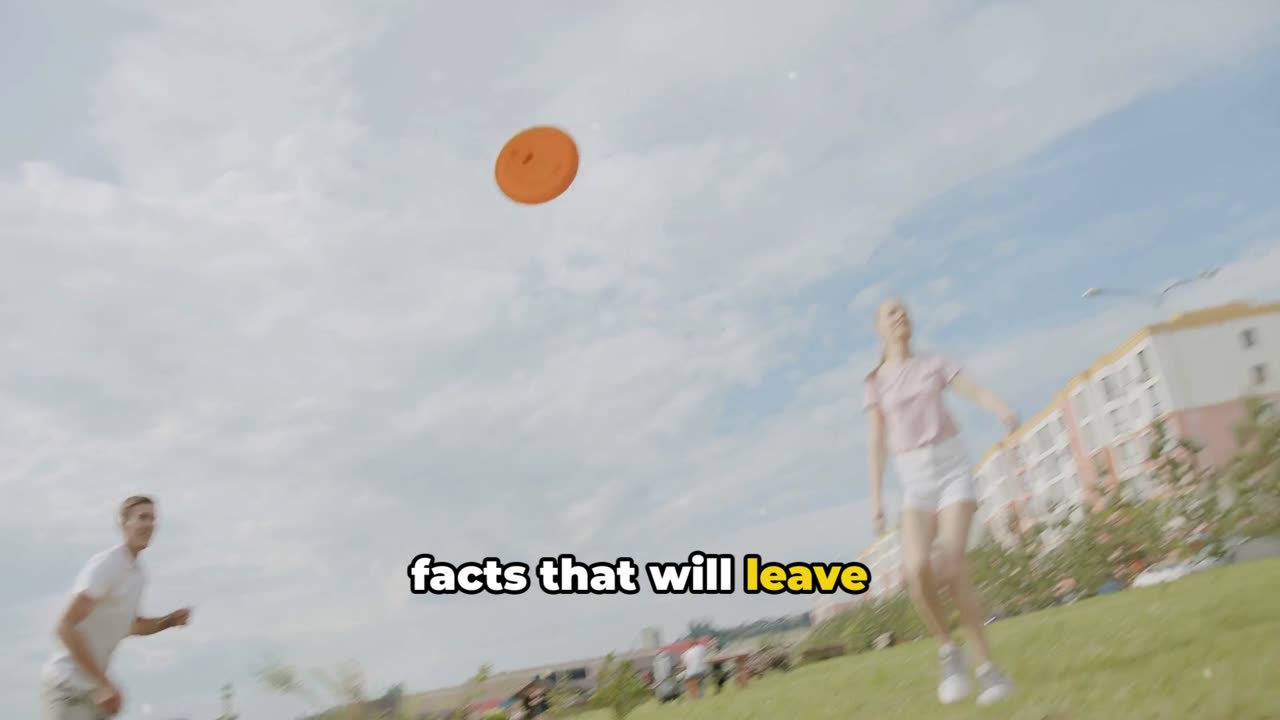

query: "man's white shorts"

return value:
[40, 680, 106, 720]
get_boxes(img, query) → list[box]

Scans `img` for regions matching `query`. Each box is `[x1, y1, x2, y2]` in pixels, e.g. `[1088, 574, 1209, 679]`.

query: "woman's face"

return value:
[876, 298, 912, 342]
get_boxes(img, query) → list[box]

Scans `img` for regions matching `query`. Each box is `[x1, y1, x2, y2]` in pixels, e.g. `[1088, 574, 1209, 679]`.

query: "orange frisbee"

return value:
[494, 126, 580, 204]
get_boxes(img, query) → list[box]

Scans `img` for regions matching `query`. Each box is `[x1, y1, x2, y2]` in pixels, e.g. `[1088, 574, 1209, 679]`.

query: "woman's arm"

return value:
[867, 405, 887, 530]
[950, 371, 1020, 432]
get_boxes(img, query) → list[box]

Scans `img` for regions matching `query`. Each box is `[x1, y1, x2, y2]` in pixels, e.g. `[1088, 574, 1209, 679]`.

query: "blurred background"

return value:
[2, 0, 1278, 718]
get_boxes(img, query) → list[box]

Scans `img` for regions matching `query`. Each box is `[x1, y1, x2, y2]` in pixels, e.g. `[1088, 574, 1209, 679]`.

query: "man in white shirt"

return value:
[680, 641, 709, 700]
[41, 495, 192, 719]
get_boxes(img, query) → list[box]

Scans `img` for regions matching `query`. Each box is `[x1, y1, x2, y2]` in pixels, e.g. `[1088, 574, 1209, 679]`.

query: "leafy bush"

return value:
[969, 522, 1058, 615]
[588, 654, 650, 719]
[1224, 396, 1280, 537]
[841, 594, 929, 651]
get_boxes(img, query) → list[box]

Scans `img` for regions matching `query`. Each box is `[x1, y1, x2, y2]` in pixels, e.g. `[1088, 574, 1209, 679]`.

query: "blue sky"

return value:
[3, 1, 1280, 718]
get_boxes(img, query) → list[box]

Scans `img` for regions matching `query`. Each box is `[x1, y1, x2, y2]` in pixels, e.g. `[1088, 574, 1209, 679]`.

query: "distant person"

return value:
[705, 640, 729, 693]
[529, 690, 549, 717]
[652, 651, 680, 702]
[864, 297, 1016, 706]
[710, 661, 729, 693]
[40, 495, 192, 719]
[680, 641, 709, 700]
[653, 650, 673, 685]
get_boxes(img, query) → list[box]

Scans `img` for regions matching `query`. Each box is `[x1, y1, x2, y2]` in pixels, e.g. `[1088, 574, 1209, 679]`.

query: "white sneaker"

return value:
[937, 643, 972, 704]
[975, 663, 1015, 705]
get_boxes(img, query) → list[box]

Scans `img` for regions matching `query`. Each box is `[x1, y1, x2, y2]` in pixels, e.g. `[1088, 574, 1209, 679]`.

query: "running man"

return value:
[864, 297, 1017, 706]
[40, 495, 192, 718]
[680, 640, 709, 700]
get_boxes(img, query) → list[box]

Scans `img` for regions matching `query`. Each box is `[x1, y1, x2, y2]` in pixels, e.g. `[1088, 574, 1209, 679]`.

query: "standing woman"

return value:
[864, 297, 1018, 706]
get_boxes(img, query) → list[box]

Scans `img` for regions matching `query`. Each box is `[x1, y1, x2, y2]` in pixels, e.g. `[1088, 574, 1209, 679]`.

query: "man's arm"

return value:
[131, 608, 190, 636]
[129, 616, 170, 636]
[55, 594, 112, 689]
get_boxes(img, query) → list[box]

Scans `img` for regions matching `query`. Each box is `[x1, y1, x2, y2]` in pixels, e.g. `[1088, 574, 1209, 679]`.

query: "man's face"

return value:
[122, 503, 156, 549]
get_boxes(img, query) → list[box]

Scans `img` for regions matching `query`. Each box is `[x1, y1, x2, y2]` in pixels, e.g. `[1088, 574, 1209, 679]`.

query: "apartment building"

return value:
[975, 301, 1279, 541]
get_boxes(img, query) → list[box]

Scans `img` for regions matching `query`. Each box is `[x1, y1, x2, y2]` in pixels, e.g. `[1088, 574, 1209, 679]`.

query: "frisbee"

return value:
[494, 126, 579, 204]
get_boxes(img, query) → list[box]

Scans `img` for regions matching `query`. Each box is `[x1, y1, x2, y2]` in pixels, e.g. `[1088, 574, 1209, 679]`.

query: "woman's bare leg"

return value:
[899, 509, 950, 642]
[936, 500, 992, 665]
[937, 499, 1015, 704]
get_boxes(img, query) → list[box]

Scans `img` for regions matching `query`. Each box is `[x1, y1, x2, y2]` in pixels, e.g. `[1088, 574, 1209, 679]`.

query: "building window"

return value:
[1122, 440, 1143, 469]
[1100, 374, 1120, 402]
[1056, 449, 1073, 476]
[1135, 349, 1152, 381]
[1081, 420, 1099, 452]
[1044, 452, 1060, 478]
[1146, 384, 1164, 416]
[1130, 398, 1146, 426]
[1044, 477, 1067, 508]
[1063, 470, 1081, 496]
[1241, 328, 1257, 349]
[1252, 364, 1268, 386]
[1108, 407, 1127, 435]
[1072, 391, 1090, 419]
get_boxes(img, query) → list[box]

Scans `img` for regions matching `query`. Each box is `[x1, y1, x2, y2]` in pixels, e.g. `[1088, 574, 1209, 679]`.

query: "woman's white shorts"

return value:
[891, 435, 978, 513]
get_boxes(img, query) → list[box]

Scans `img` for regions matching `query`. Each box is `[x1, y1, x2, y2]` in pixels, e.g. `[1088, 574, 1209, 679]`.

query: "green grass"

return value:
[583, 558, 1280, 720]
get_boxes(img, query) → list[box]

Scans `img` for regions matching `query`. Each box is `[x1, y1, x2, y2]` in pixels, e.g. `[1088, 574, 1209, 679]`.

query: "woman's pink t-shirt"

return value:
[863, 352, 963, 454]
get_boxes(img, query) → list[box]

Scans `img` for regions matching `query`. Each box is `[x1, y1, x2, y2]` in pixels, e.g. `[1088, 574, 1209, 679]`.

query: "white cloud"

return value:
[3, 0, 1279, 716]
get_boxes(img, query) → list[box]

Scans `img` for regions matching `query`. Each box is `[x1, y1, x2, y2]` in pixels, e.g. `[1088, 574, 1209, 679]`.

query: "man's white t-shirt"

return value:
[681, 643, 709, 677]
[42, 544, 146, 690]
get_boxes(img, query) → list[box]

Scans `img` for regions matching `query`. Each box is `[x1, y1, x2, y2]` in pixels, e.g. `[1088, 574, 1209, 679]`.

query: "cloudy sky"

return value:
[3, 0, 1280, 717]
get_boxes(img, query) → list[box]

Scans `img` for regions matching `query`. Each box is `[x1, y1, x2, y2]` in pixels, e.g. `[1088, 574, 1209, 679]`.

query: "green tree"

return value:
[313, 659, 369, 711]
[682, 618, 719, 644]
[254, 656, 414, 719]
[589, 654, 650, 720]
[254, 654, 324, 712]
[1223, 396, 1280, 537]
[545, 681, 586, 719]
[969, 516, 1060, 614]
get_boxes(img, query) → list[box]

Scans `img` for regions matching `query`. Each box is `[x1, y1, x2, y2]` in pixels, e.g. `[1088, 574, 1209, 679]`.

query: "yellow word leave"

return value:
[743, 555, 871, 595]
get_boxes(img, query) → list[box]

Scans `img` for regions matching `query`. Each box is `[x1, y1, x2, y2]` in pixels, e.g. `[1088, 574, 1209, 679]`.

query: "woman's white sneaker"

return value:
[975, 663, 1014, 705]
[937, 643, 972, 704]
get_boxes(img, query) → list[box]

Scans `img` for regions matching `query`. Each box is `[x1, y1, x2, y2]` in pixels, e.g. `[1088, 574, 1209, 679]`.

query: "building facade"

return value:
[975, 301, 1279, 541]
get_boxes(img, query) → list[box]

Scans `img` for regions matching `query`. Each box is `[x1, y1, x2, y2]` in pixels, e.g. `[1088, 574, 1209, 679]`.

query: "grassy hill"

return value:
[577, 557, 1280, 719]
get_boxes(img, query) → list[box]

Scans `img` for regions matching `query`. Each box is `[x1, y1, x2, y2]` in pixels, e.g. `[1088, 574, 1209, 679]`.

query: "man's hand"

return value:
[90, 680, 123, 716]
[164, 607, 192, 628]
[131, 607, 192, 636]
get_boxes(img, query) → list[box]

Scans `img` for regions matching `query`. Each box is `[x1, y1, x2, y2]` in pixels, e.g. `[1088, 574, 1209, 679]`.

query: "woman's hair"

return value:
[866, 348, 886, 382]
[866, 300, 889, 381]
